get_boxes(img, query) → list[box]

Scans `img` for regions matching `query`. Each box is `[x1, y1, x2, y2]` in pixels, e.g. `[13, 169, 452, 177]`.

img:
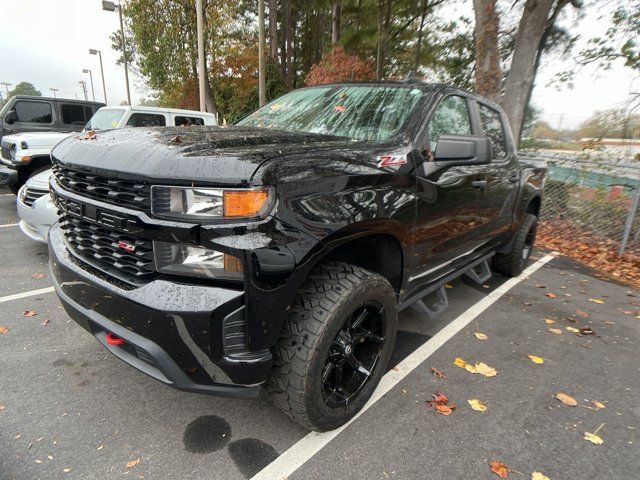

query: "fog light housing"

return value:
[153, 242, 243, 280]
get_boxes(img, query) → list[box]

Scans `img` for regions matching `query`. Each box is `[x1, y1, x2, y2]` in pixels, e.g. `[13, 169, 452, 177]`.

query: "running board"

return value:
[411, 286, 448, 318]
[464, 259, 492, 284]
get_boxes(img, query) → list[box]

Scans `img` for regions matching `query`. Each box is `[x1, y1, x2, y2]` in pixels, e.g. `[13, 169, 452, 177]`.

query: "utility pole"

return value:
[258, 0, 266, 107]
[82, 69, 95, 101]
[1, 82, 12, 96]
[102, 1, 131, 105]
[89, 49, 108, 104]
[79, 81, 88, 101]
[196, 0, 206, 112]
[50, 88, 59, 99]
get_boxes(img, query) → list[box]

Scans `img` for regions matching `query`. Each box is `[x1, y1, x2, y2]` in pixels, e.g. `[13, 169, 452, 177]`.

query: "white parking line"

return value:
[0, 287, 55, 304]
[251, 254, 555, 480]
[0, 223, 18, 228]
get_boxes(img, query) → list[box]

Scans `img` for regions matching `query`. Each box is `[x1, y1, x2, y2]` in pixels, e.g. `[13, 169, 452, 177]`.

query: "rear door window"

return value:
[174, 115, 205, 126]
[478, 104, 508, 160]
[61, 104, 90, 126]
[126, 113, 166, 127]
[14, 101, 53, 124]
[428, 95, 472, 151]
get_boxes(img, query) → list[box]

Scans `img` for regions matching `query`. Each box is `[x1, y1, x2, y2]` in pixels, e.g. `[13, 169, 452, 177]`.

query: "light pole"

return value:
[102, 1, 131, 105]
[82, 69, 95, 101]
[89, 49, 108, 104]
[50, 87, 59, 99]
[79, 81, 88, 101]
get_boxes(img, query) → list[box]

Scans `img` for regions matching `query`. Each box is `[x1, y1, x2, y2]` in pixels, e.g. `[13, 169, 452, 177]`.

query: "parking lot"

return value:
[1, 187, 639, 480]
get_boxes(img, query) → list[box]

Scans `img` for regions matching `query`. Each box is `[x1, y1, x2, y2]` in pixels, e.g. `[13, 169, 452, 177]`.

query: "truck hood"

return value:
[5, 131, 74, 148]
[51, 126, 364, 185]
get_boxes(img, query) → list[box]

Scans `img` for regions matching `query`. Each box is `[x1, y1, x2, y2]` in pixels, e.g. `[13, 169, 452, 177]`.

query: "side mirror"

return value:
[434, 134, 492, 166]
[4, 109, 17, 125]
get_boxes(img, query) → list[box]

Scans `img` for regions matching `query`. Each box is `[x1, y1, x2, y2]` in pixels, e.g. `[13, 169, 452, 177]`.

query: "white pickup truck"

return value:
[13, 105, 217, 242]
[2, 105, 217, 193]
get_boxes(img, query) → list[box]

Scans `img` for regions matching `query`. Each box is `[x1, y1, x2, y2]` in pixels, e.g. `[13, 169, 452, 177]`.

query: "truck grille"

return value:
[21, 187, 49, 208]
[1, 140, 15, 161]
[52, 163, 151, 212]
[57, 211, 156, 279]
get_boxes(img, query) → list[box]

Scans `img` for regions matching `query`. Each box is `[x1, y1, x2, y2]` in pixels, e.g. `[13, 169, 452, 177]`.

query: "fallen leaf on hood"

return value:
[576, 310, 589, 318]
[431, 367, 446, 379]
[31, 273, 45, 279]
[23, 310, 37, 317]
[170, 135, 182, 143]
[126, 458, 140, 468]
[566, 326, 580, 333]
[545, 293, 557, 298]
[531, 472, 550, 480]
[528, 355, 544, 364]
[0, 326, 9, 334]
[589, 298, 604, 304]
[555, 392, 577, 406]
[544, 318, 556, 324]
[77, 129, 97, 140]
[591, 400, 605, 409]
[475, 362, 497, 377]
[489, 460, 509, 478]
[453, 357, 467, 369]
[579, 326, 594, 335]
[467, 398, 487, 412]
[474, 332, 488, 340]
[548, 327, 562, 335]
[41, 319, 50, 326]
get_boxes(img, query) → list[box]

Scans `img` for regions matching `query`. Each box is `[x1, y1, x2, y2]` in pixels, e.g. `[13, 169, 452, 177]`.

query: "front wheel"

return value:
[493, 213, 538, 277]
[266, 262, 397, 431]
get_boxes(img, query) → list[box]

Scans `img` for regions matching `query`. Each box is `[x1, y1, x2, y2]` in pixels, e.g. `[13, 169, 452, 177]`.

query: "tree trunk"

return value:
[200, 2, 218, 116]
[414, 0, 428, 71]
[331, 2, 341, 44]
[473, 0, 501, 103]
[501, 0, 555, 144]
[375, 0, 391, 80]
[283, 0, 293, 88]
[268, 0, 278, 63]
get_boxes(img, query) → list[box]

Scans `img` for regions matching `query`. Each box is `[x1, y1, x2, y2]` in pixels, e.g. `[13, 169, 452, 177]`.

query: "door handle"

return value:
[472, 180, 487, 189]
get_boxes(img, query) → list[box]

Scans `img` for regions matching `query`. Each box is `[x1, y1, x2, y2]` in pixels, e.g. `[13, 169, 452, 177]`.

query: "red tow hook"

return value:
[105, 332, 125, 346]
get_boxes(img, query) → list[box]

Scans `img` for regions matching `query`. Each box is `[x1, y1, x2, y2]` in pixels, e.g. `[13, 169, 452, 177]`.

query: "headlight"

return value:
[153, 241, 243, 279]
[18, 185, 27, 204]
[151, 186, 273, 221]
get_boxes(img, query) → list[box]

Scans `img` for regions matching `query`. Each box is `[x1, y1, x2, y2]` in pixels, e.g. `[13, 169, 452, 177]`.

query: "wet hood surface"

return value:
[51, 126, 364, 186]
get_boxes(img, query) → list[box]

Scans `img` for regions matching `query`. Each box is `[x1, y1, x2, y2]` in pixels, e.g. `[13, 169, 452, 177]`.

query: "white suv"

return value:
[15, 106, 217, 242]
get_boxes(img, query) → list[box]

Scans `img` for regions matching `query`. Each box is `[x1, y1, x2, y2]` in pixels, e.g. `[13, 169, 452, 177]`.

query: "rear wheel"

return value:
[493, 213, 538, 277]
[266, 262, 397, 431]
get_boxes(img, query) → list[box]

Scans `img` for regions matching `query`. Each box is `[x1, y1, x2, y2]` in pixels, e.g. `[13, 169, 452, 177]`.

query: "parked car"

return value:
[48, 80, 546, 431]
[15, 105, 218, 242]
[2, 105, 217, 193]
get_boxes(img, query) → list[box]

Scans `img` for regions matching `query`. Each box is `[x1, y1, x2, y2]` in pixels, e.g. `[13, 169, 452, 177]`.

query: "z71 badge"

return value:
[377, 153, 407, 169]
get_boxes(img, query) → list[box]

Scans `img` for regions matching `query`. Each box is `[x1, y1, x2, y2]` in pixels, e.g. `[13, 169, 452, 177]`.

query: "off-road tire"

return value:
[266, 262, 397, 431]
[493, 213, 538, 277]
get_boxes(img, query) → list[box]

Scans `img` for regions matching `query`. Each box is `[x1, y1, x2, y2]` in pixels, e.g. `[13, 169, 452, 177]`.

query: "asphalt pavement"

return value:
[1, 188, 638, 480]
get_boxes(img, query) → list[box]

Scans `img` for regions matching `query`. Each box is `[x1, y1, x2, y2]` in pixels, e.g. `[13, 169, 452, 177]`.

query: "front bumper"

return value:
[48, 226, 272, 397]
[17, 192, 57, 243]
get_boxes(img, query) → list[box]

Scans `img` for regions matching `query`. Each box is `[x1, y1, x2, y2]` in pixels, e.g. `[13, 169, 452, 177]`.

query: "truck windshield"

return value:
[85, 108, 126, 130]
[237, 85, 425, 142]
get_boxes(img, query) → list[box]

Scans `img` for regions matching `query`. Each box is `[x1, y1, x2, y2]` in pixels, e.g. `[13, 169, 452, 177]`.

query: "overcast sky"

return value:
[0, 0, 635, 129]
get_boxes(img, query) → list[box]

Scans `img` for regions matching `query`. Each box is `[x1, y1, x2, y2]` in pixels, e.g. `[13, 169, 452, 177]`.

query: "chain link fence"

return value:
[520, 151, 640, 256]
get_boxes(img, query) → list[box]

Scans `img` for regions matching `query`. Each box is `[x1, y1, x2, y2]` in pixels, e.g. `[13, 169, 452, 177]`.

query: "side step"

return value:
[464, 260, 492, 285]
[411, 286, 449, 318]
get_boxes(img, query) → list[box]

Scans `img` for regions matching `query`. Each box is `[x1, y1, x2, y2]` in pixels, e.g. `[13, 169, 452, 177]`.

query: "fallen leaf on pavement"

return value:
[576, 310, 589, 318]
[591, 400, 605, 409]
[63, 468, 72, 473]
[41, 319, 50, 326]
[431, 367, 446, 379]
[444, 283, 453, 289]
[453, 357, 467, 368]
[555, 392, 578, 406]
[566, 326, 580, 333]
[584, 431, 603, 445]
[475, 362, 497, 377]
[31, 273, 45, 279]
[467, 398, 487, 412]
[531, 472, 550, 480]
[589, 298, 604, 304]
[474, 332, 488, 340]
[23, 311, 37, 317]
[97, 445, 104, 451]
[0, 405, 5, 411]
[0, 326, 9, 334]
[579, 326, 594, 335]
[426, 391, 456, 415]
[548, 327, 562, 335]
[435, 404, 455, 415]
[545, 293, 557, 298]
[528, 355, 544, 364]
[126, 458, 140, 468]
[465, 363, 478, 373]
[489, 460, 509, 478]
[544, 318, 556, 324]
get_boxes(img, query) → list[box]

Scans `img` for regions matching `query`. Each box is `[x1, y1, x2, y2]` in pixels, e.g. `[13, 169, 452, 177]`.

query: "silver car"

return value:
[16, 169, 56, 243]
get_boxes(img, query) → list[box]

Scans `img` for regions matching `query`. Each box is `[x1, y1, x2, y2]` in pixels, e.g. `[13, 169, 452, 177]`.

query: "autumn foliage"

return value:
[305, 46, 375, 86]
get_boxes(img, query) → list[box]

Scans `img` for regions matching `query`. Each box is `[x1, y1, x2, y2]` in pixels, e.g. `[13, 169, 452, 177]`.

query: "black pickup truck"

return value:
[48, 80, 545, 431]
